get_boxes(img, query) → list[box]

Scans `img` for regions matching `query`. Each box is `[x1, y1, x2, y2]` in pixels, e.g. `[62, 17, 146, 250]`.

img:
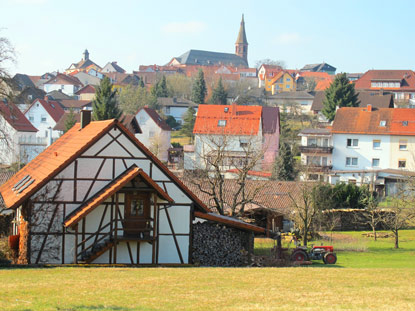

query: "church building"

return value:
[167, 15, 249, 68]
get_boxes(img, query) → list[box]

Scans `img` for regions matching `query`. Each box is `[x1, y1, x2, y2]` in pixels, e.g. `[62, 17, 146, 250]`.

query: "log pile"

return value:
[192, 221, 254, 267]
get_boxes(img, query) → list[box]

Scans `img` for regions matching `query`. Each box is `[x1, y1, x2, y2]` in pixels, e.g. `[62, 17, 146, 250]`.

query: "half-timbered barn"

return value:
[0, 111, 264, 265]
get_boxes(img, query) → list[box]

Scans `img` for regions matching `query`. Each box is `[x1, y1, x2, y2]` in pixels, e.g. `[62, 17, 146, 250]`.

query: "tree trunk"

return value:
[394, 230, 399, 249]
[372, 226, 377, 241]
[303, 228, 308, 246]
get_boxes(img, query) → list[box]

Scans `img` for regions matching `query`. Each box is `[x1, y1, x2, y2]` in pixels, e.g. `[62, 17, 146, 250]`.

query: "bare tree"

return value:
[288, 181, 320, 246]
[382, 178, 415, 248]
[358, 191, 382, 241]
[185, 132, 268, 216]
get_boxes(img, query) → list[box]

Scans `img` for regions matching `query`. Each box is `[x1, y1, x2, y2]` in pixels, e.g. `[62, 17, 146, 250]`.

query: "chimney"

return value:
[80, 109, 92, 129]
[44, 95, 49, 101]
[367, 104, 372, 112]
[231, 102, 237, 116]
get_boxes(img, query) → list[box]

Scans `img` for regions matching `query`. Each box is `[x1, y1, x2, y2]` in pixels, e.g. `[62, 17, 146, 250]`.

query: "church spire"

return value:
[235, 14, 248, 66]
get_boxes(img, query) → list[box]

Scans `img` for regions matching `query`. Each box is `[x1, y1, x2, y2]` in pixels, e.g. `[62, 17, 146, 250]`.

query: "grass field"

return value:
[170, 131, 191, 146]
[1, 230, 415, 310]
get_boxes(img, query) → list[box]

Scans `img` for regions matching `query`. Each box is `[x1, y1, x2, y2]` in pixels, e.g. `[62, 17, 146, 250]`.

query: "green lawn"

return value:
[1, 231, 415, 310]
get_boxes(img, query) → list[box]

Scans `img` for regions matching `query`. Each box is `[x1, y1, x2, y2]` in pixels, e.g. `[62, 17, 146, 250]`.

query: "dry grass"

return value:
[1, 267, 415, 310]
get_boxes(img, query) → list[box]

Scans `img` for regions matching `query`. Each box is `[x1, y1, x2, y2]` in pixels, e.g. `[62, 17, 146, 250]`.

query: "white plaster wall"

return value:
[44, 84, 78, 96]
[25, 101, 60, 139]
[332, 133, 390, 170]
[389, 135, 415, 170]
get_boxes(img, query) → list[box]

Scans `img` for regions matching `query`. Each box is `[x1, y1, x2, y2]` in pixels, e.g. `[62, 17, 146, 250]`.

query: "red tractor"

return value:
[290, 245, 337, 264]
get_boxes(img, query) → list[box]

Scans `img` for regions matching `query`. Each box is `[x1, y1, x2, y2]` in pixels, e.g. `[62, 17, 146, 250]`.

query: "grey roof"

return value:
[157, 97, 197, 108]
[301, 63, 336, 72]
[269, 91, 314, 100]
[74, 72, 101, 86]
[311, 91, 393, 112]
[262, 106, 280, 134]
[47, 90, 74, 100]
[173, 49, 248, 68]
[12, 74, 36, 91]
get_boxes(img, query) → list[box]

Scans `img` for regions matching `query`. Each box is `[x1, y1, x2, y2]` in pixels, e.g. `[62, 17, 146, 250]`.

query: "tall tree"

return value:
[272, 142, 297, 181]
[118, 83, 157, 114]
[181, 107, 196, 142]
[139, 78, 145, 88]
[322, 73, 360, 122]
[192, 69, 207, 105]
[151, 76, 169, 98]
[92, 76, 121, 120]
[64, 108, 76, 133]
[210, 78, 227, 105]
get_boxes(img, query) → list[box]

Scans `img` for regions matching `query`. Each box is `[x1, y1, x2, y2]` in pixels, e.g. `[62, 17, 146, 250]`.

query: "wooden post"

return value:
[152, 193, 157, 264]
[74, 224, 78, 264]
[114, 194, 118, 264]
[82, 218, 86, 251]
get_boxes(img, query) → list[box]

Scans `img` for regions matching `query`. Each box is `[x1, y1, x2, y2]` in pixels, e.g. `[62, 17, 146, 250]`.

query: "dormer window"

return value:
[218, 120, 226, 127]
[380, 120, 386, 127]
[403, 121, 408, 126]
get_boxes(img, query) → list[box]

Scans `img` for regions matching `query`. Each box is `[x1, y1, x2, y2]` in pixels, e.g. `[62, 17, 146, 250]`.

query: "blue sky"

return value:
[1, 0, 414, 75]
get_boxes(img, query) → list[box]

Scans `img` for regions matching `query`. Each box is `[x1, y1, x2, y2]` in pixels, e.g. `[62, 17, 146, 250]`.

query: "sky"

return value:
[1, 0, 414, 75]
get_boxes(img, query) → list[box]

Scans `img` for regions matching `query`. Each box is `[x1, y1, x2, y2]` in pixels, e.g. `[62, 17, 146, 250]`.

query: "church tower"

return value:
[235, 14, 248, 66]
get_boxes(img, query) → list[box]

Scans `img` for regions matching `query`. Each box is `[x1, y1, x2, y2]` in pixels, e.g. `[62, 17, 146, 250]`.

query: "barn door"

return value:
[124, 192, 151, 237]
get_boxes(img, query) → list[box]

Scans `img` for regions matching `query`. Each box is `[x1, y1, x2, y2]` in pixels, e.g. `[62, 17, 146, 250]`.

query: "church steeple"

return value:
[235, 14, 248, 66]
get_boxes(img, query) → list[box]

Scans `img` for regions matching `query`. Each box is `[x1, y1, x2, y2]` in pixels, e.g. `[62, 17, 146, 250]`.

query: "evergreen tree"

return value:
[181, 107, 196, 142]
[150, 76, 169, 98]
[192, 69, 207, 105]
[139, 78, 145, 88]
[92, 76, 121, 120]
[322, 73, 360, 122]
[210, 77, 228, 105]
[64, 108, 76, 133]
[272, 142, 297, 181]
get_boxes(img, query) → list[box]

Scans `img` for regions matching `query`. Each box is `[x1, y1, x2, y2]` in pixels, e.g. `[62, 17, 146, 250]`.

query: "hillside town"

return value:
[1, 0, 415, 309]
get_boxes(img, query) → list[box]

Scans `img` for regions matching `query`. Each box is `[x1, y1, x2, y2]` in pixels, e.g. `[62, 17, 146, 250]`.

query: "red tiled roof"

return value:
[75, 84, 96, 95]
[28, 99, 65, 123]
[193, 104, 262, 135]
[0, 101, 37, 132]
[298, 71, 332, 80]
[332, 107, 415, 136]
[226, 169, 272, 178]
[354, 70, 415, 91]
[64, 165, 173, 227]
[315, 78, 333, 91]
[0, 119, 209, 213]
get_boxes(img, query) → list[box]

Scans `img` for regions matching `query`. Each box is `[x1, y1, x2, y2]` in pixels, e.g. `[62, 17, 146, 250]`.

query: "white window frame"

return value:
[372, 158, 380, 167]
[346, 157, 358, 166]
[347, 138, 358, 147]
[373, 140, 381, 149]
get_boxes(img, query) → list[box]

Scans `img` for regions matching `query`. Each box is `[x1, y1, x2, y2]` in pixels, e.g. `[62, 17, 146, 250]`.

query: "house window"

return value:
[218, 120, 227, 127]
[28, 115, 34, 122]
[398, 160, 406, 168]
[240, 138, 248, 148]
[372, 158, 380, 167]
[286, 78, 291, 82]
[403, 121, 408, 126]
[347, 138, 358, 147]
[307, 137, 317, 147]
[61, 85, 64, 90]
[379, 120, 386, 127]
[41, 115, 47, 123]
[27, 95, 33, 100]
[165, 107, 170, 114]
[399, 140, 407, 150]
[286, 85, 290, 89]
[346, 157, 358, 166]
[373, 140, 381, 149]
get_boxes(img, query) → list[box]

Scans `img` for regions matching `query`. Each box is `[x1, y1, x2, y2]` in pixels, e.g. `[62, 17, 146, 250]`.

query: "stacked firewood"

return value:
[192, 221, 253, 267]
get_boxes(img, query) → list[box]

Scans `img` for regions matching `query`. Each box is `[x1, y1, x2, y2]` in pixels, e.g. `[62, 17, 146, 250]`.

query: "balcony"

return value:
[305, 164, 333, 172]
[300, 145, 333, 154]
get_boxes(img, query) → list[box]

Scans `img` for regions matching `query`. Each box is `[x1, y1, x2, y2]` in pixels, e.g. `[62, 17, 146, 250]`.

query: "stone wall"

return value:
[192, 221, 254, 267]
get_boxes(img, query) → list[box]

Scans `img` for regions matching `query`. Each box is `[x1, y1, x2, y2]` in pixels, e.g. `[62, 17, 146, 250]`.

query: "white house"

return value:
[0, 100, 39, 165]
[43, 73, 83, 96]
[187, 104, 279, 172]
[135, 107, 172, 162]
[330, 106, 415, 184]
[24, 98, 65, 141]
[0, 113, 264, 265]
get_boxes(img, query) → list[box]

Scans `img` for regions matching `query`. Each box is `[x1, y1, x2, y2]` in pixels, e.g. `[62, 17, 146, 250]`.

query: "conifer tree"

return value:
[192, 69, 207, 105]
[322, 73, 360, 122]
[273, 142, 297, 181]
[92, 76, 121, 120]
[64, 108, 76, 133]
[210, 77, 228, 105]
[181, 106, 196, 142]
[139, 78, 145, 88]
[151, 76, 169, 98]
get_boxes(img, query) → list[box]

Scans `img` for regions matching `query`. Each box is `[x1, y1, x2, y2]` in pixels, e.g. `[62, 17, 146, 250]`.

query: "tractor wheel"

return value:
[323, 252, 337, 264]
[291, 249, 309, 262]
